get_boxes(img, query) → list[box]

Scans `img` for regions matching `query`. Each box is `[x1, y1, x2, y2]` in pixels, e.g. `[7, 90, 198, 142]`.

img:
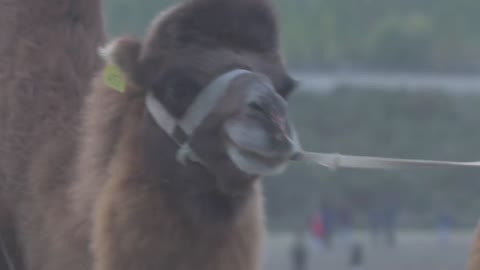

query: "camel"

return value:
[0, 0, 299, 269]
[468, 222, 480, 270]
[0, 0, 104, 269]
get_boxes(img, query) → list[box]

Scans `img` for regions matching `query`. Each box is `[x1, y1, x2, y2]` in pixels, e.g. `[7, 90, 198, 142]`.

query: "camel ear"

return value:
[99, 37, 142, 79]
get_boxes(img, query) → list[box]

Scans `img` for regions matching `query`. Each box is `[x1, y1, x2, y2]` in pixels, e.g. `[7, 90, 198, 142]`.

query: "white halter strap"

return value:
[179, 69, 251, 134]
[145, 92, 177, 136]
[145, 69, 251, 140]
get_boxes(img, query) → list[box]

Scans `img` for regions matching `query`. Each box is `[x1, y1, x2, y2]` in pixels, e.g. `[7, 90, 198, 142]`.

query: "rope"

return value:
[295, 151, 480, 171]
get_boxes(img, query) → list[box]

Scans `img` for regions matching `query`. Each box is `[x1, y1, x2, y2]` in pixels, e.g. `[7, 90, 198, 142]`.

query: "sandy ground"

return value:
[264, 231, 475, 270]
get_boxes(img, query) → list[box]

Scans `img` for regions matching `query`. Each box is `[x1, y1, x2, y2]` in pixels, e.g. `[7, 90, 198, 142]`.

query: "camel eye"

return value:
[154, 72, 200, 103]
[149, 70, 201, 118]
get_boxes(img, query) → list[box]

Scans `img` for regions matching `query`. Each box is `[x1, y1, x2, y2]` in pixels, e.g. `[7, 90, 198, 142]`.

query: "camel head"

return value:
[101, 0, 301, 185]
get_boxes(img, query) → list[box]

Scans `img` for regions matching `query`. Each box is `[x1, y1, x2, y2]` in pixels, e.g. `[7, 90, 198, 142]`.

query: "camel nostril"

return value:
[248, 101, 268, 116]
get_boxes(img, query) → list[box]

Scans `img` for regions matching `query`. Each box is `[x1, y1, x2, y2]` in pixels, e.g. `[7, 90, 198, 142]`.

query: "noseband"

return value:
[145, 69, 252, 164]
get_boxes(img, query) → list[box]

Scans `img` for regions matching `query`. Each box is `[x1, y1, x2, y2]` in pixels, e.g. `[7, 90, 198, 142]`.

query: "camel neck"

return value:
[138, 112, 255, 220]
[141, 112, 218, 192]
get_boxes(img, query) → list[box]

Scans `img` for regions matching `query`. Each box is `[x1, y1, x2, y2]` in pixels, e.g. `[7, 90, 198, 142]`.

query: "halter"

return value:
[145, 69, 252, 164]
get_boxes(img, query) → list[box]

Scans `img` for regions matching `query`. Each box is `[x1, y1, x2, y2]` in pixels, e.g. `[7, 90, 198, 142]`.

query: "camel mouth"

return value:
[223, 111, 301, 176]
[225, 139, 291, 176]
[219, 77, 301, 176]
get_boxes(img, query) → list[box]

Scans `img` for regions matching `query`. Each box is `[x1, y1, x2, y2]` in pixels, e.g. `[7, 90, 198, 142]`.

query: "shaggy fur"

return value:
[0, 0, 296, 269]
[468, 222, 480, 270]
[0, 0, 104, 269]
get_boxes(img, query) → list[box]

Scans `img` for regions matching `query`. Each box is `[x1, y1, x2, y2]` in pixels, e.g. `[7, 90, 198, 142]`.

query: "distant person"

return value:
[436, 210, 453, 245]
[320, 202, 336, 249]
[310, 212, 326, 250]
[382, 204, 398, 248]
[337, 204, 354, 247]
[349, 242, 365, 270]
[368, 204, 398, 248]
[368, 209, 381, 246]
[291, 231, 308, 270]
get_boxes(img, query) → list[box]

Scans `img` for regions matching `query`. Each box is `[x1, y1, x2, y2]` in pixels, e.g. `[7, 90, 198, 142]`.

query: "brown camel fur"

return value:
[0, 0, 298, 269]
[0, 0, 104, 269]
[468, 221, 480, 270]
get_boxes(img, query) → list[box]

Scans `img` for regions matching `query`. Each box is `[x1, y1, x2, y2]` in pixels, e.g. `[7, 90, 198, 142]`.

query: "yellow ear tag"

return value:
[103, 63, 126, 93]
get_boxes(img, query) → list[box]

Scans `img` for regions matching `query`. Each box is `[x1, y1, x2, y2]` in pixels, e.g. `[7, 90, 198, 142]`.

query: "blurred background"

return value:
[104, 0, 480, 269]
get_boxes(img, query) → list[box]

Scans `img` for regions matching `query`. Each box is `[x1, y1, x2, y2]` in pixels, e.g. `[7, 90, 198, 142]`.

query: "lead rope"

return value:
[0, 234, 15, 270]
[294, 151, 480, 171]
